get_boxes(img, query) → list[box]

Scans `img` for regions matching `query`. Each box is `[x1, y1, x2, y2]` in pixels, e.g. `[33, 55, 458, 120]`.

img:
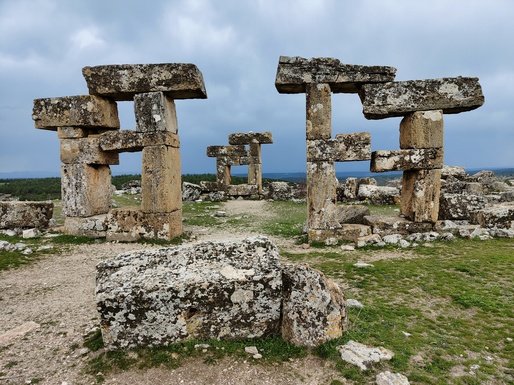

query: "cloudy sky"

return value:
[0, 0, 512, 176]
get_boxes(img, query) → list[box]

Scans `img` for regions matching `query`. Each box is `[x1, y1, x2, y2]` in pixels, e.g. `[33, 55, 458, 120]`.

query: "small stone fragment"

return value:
[376, 371, 410, 385]
[245, 346, 259, 355]
[337, 340, 394, 370]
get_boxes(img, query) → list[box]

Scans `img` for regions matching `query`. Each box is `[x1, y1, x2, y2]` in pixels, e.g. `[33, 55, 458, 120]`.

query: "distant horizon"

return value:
[1, 166, 513, 180]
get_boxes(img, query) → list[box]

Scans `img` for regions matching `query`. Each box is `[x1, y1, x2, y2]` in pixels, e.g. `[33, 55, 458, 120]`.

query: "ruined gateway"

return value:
[32, 57, 484, 243]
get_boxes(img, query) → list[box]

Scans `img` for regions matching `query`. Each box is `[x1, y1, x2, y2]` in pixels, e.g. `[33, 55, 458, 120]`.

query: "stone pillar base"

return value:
[106, 207, 182, 241]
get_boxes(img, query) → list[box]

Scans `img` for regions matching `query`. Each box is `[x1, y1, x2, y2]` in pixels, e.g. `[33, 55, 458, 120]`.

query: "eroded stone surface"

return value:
[0, 201, 54, 229]
[228, 132, 273, 145]
[360, 77, 484, 119]
[371, 148, 443, 172]
[281, 264, 347, 347]
[82, 63, 207, 100]
[275, 56, 396, 94]
[96, 236, 282, 349]
[338, 340, 394, 370]
[307, 133, 371, 162]
[470, 202, 514, 229]
[33, 95, 120, 130]
[439, 193, 488, 220]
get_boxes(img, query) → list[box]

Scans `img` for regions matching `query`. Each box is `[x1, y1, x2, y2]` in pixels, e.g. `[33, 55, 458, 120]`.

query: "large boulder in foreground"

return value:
[96, 236, 282, 349]
[0, 201, 54, 229]
[282, 264, 347, 347]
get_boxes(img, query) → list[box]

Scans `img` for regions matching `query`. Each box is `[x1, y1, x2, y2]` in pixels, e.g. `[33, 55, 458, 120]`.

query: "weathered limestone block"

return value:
[206, 145, 248, 158]
[441, 165, 467, 180]
[363, 215, 434, 235]
[182, 182, 202, 201]
[134, 92, 178, 133]
[401, 169, 442, 223]
[307, 161, 337, 228]
[339, 178, 358, 201]
[306, 83, 332, 140]
[0, 201, 53, 229]
[281, 264, 347, 347]
[316, 203, 370, 229]
[61, 164, 113, 217]
[96, 236, 282, 349]
[308, 225, 371, 243]
[106, 207, 182, 241]
[360, 77, 484, 119]
[357, 185, 400, 205]
[228, 132, 273, 145]
[307, 132, 371, 162]
[32, 95, 120, 130]
[370, 148, 444, 172]
[141, 145, 181, 214]
[199, 181, 218, 192]
[268, 181, 292, 201]
[470, 202, 514, 229]
[60, 137, 119, 165]
[64, 215, 107, 238]
[400, 110, 444, 149]
[275, 56, 396, 94]
[227, 184, 259, 196]
[82, 63, 207, 101]
[438, 193, 488, 220]
[100, 131, 180, 152]
[376, 371, 410, 385]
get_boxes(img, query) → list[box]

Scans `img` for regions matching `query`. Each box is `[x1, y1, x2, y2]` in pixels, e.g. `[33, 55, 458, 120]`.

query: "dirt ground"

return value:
[0, 201, 351, 385]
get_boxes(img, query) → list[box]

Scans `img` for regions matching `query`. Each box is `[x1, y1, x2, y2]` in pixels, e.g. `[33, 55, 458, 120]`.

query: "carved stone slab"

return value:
[206, 145, 248, 157]
[275, 56, 396, 94]
[228, 131, 273, 144]
[360, 77, 484, 119]
[100, 131, 180, 153]
[370, 148, 444, 172]
[82, 63, 207, 101]
[307, 133, 371, 162]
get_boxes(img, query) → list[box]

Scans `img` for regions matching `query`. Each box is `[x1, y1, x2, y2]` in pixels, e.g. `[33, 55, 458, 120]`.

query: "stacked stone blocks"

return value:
[275, 56, 484, 242]
[206, 131, 273, 196]
[33, 63, 207, 240]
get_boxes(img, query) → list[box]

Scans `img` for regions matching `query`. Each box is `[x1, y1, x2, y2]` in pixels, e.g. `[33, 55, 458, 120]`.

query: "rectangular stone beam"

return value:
[33, 95, 120, 130]
[82, 63, 207, 101]
[206, 145, 248, 158]
[370, 148, 444, 172]
[275, 56, 396, 94]
[228, 131, 273, 145]
[360, 77, 484, 119]
[306, 132, 371, 162]
[134, 92, 178, 133]
[100, 131, 180, 153]
[61, 137, 120, 165]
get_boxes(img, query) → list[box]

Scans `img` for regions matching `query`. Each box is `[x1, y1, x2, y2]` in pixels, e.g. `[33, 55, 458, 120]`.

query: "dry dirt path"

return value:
[0, 200, 349, 385]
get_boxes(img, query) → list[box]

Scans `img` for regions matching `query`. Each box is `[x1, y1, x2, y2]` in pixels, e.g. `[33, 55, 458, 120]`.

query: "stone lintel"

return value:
[370, 148, 444, 172]
[360, 77, 484, 120]
[275, 56, 396, 94]
[82, 63, 207, 101]
[60, 137, 120, 165]
[100, 131, 180, 153]
[206, 145, 248, 158]
[363, 215, 434, 235]
[306, 133, 371, 162]
[33, 95, 120, 130]
[228, 131, 273, 145]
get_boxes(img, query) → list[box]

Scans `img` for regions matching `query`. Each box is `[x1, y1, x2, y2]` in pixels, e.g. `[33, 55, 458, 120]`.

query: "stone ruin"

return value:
[96, 236, 347, 349]
[275, 56, 484, 243]
[205, 131, 273, 198]
[32, 63, 207, 241]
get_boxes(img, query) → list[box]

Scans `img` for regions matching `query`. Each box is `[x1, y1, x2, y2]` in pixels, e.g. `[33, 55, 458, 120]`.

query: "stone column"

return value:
[306, 83, 335, 230]
[399, 110, 444, 222]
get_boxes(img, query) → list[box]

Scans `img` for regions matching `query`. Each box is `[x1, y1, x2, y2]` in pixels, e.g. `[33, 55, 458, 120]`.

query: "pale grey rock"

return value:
[0, 240, 14, 251]
[340, 244, 356, 251]
[441, 165, 467, 180]
[356, 234, 383, 248]
[22, 228, 40, 238]
[470, 202, 514, 229]
[281, 263, 347, 348]
[347, 299, 364, 308]
[439, 193, 488, 220]
[376, 371, 410, 385]
[245, 346, 259, 355]
[382, 234, 403, 244]
[354, 262, 374, 268]
[399, 239, 411, 248]
[96, 236, 282, 349]
[338, 340, 394, 370]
